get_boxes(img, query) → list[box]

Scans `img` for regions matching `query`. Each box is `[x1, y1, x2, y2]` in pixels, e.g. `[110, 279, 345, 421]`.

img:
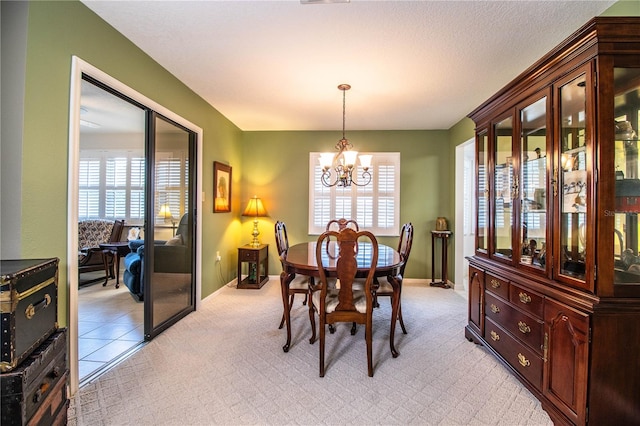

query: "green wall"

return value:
[15, 1, 243, 325]
[241, 130, 453, 280]
[602, 0, 640, 16]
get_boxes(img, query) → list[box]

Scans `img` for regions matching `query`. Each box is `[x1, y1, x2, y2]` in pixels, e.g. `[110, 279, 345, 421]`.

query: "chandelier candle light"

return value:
[242, 196, 268, 247]
[319, 84, 372, 187]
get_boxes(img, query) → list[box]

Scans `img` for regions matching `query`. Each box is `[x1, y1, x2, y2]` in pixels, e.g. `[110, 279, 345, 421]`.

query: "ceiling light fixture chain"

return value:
[320, 84, 372, 187]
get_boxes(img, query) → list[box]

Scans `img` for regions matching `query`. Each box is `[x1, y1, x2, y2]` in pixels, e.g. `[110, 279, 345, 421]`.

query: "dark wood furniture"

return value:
[310, 228, 379, 377]
[466, 17, 640, 425]
[375, 222, 414, 334]
[325, 218, 359, 231]
[1, 330, 68, 426]
[280, 241, 403, 355]
[430, 230, 452, 288]
[274, 221, 310, 329]
[237, 244, 269, 289]
[99, 241, 131, 288]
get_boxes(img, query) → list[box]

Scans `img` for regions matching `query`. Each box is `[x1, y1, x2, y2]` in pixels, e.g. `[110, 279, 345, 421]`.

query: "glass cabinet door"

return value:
[493, 116, 514, 261]
[558, 74, 589, 282]
[477, 130, 489, 255]
[519, 96, 548, 269]
[613, 67, 640, 291]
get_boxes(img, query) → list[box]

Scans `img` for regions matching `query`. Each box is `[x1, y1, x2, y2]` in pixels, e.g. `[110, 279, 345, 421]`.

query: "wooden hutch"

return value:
[465, 17, 640, 425]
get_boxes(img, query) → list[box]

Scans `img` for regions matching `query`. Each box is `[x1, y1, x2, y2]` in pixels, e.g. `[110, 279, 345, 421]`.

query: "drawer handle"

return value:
[518, 321, 531, 334]
[519, 292, 532, 304]
[490, 330, 500, 341]
[25, 294, 51, 320]
[490, 304, 500, 314]
[490, 279, 501, 289]
[518, 353, 531, 367]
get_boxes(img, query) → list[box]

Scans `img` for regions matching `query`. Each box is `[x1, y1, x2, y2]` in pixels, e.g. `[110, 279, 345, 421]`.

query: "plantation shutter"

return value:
[309, 152, 400, 236]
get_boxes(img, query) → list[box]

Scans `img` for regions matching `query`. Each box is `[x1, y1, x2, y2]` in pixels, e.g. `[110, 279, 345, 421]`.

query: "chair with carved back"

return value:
[310, 227, 379, 377]
[324, 219, 360, 333]
[325, 218, 359, 258]
[275, 221, 312, 329]
[374, 222, 413, 334]
[326, 218, 359, 232]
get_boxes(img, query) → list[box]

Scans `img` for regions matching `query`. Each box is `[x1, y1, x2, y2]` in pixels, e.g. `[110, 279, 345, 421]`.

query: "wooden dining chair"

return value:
[275, 221, 311, 329]
[326, 218, 359, 232]
[325, 218, 359, 258]
[310, 227, 379, 377]
[374, 222, 413, 334]
[324, 218, 360, 333]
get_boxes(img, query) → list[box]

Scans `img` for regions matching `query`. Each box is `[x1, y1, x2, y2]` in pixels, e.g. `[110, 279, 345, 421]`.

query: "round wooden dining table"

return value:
[279, 241, 404, 356]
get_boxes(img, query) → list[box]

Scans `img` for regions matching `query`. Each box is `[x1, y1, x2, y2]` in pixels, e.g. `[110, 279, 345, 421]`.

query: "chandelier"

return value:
[319, 84, 372, 187]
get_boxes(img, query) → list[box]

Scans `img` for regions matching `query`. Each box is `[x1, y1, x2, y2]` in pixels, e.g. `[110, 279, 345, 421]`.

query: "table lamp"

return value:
[158, 203, 176, 235]
[242, 196, 268, 247]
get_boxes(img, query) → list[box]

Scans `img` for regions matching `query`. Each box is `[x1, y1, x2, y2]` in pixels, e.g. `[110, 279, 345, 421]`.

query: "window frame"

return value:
[308, 152, 400, 236]
[79, 149, 189, 225]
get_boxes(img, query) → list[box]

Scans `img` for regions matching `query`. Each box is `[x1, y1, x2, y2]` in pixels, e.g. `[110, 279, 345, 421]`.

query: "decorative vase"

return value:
[435, 217, 448, 231]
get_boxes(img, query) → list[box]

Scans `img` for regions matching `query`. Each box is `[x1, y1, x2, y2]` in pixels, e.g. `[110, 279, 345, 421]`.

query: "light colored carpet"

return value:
[67, 278, 552, 425]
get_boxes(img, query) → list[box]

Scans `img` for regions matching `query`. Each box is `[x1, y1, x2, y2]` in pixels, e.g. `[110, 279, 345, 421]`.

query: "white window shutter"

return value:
[309, 152, 400, 236]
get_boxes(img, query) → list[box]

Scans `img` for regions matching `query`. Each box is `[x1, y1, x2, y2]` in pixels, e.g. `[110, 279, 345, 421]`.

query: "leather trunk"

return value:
[1, 330, 68, 426]
[0, 259, 59, 372]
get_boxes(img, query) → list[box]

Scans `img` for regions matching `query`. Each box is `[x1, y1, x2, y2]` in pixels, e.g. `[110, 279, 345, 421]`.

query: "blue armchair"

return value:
[123, 214, 191, 301]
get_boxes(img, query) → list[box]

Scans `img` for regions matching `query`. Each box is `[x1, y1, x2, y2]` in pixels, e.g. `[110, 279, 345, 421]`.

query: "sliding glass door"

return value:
[144, 113, 196, 339]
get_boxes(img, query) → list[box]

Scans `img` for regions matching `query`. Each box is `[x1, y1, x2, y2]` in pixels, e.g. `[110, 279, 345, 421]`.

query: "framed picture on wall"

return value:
[213, 161, 231, 213]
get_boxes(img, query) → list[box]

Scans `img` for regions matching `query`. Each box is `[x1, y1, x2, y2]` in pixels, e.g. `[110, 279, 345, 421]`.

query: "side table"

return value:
[237, 244, 269, 289]
[431, 230, 452, 288]
[99, 242, 131, 288]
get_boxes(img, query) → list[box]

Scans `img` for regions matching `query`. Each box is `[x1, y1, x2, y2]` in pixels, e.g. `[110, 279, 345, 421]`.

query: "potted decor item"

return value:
[435, 217, 448, 231]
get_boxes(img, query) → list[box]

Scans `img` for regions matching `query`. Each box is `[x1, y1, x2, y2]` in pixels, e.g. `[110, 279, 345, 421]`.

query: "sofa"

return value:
[78, 219, 125, 285]
[123, 214, 191, 301]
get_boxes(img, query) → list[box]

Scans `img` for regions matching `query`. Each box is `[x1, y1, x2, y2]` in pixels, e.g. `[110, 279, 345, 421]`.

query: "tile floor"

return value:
[78, 272, 144, 383]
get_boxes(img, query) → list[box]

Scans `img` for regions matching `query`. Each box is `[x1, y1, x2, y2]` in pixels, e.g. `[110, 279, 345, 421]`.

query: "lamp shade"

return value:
[158, 204, 174, 223]
[242, 196, 268, 217]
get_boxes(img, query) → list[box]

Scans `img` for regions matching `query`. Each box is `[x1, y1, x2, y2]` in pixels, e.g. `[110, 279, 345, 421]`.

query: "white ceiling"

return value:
[81, 0, 617, 132]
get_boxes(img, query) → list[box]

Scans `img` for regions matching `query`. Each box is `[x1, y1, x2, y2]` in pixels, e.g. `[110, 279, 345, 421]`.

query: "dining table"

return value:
[279, 241, 404, 357]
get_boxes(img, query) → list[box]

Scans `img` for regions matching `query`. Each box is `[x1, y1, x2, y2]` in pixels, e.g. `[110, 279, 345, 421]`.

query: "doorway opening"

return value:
[455, 138, 476, 294]
[77, 77, 146, 384]
[68, 56, 203, 396]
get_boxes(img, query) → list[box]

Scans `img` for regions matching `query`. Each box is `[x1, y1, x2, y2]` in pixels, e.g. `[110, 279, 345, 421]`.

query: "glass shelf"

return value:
[613, 67, 640, 288]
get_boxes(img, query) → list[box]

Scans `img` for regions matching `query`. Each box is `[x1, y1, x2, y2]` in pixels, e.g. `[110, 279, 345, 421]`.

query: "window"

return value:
[79, 151, 146, 223]
[79, 150, 189, 224]
[155, 152, 189, 224]
[308, 152, 400, 236]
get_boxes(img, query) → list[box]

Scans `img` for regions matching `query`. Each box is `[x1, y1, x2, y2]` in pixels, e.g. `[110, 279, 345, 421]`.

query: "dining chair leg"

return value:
[388, 275, 401, 358]
[278, 293, 296, 329]
[398, 302, 407, 334]
[366, 315, 373, 377]
[319, 319, 326, 377]
[309, 297, 317, 344]
[373, 277, 380, 308]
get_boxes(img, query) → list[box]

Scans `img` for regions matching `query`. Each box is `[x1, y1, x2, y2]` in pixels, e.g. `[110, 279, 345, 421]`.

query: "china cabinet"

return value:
[466, 17, 640, 425]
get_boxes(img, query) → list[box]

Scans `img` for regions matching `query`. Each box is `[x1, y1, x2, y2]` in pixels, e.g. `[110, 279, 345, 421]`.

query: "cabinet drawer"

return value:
[239, 250, 258, 262]
[485, 292, 543, 353]
[485, 317, 543, 391]
[509, 282, 544, 318]
[485, 273, 509, 300]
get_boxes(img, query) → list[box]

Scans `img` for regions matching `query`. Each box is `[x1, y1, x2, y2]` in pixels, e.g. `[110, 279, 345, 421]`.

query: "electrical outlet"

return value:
[216, 251, 221, 262]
